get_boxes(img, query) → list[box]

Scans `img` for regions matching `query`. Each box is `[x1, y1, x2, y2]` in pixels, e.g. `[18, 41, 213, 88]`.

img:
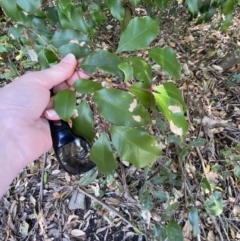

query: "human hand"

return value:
[0, 54, 88, 196]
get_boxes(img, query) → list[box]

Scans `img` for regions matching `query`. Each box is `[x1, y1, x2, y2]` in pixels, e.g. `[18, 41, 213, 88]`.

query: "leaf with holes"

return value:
[93, 89, 151, 127]
[80, 50, 123, 78]
[72, 101, 95, 142]
[54, 89, 76, 122]
[117, 17, 159, 53]
[90, 133, 118, 174]
[110, 126, 162, 168]
[149, 47, 181, 79]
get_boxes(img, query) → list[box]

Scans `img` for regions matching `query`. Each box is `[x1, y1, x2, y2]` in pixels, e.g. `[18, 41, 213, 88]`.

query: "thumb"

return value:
[20, 54, 78, 89]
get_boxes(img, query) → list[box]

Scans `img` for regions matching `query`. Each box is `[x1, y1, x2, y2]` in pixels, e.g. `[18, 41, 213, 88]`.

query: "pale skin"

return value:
[0, 54, 89, 197]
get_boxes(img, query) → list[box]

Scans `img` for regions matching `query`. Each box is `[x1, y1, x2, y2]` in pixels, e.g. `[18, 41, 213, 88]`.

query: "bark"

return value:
[219, 47, 240, 71]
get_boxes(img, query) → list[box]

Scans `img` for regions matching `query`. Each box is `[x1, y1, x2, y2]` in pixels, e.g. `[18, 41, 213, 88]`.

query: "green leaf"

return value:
[107, 0, 125, 21]
[120, 7, 132, 32]
[234, 166, 240, 179]
[123, 57, 152, 87]
[155, 0, 171, 9]
[59, 7, 88, 33]
[222, 0, 234, 15]
[54, 89, 76, 122]
[129, 84, 155, 109]
[204, 191, 223, 216]
[188, 207, 200, 236]
[51, 29, 90, 48]
[189, 138, 206, 147]
[72, 101, 95, 142]
[166, 220, 184, 241]
[153, 224, 167, 241]
[93, 89, 151, 127]
[45, 7, 60, 25]
[80, 50, 123, 78]
[110, 126, 162, 168]
[90, 133, 118, 174]
[129, 0, 141, 6]
[154, 82, 187, 110]
[8, 25, 24, 39]
[118, 62, 133, 82]
[59, 43, 90, 59]
[74, 79, 103, 94]
[221, 13, 233, 32]
[185, 0, 198, 15]
[57, 0, 71, 20]
[201, 178, 213, 193]
[152, 190, 169, 201]
[37, 48, 50, 69]
[117, 17, 159, 53]
[149, 47, 181, 79]
[204, 7, 216, 22]
[90, 7, 107, 24]
[0, 0, 20, 21]
[199, 0, 211, 13]
[153, 86, 188, 138]
[16, 0, 41, 13]
[79, 167, 98, 186]
[139, 189, 154, 210]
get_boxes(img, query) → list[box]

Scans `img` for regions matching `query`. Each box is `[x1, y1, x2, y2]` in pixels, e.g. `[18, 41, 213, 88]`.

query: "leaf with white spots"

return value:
[93, 89, 151, 127]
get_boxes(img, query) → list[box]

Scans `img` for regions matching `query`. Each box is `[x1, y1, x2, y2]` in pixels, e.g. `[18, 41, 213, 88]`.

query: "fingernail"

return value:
[62, 54, 75, 64]
[45, 109, 58, 118]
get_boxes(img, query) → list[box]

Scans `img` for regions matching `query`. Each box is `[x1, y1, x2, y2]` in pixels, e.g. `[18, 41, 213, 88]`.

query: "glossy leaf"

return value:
[0, 0, 19, 21]
[222, 0, 234, 15]
[45, 7, 60, 25]
[129, 83, 155, 109]
[93, 89, 151, 127]
[57, 0, 71, 20]
[199, 0, 211, 13]
[59, 43, 90, 58]
[74, 79, 103, 94]
[204, 191, 223, 216]
[51, 29, 90, 48]
[110, 126, 162, 168]
[8, 25, 24, 39]
[120, 7, 132, 32]
[17, 0, 41, 13]
[166, 220, 184, 241]
[153, 92, 188, 138]
[124, 57, 152, 87]
[149, 47, 181, 79]
[117, 17, 159, 53]
[107, 0, 125, 21]
[153, 223, 167, 241]
[90, 133, 118, 174]
[118, 62, 133, 82]
[188, 207, 200, 236]
[185, 0, 198, 15]
[59, 7, 88, 33]
[54, 89, 76, 122]
[37, 48, 50, 69]
[80, 50, 123, 78]
[204, 7, 216, 22]
[91, 9, 107, 24]
[154, 82, 187, 111]
[155, 0, 171, 9]
[72, 101, 95, 142]
[79, 167, 98, 186]
[129, 0, 141, 6]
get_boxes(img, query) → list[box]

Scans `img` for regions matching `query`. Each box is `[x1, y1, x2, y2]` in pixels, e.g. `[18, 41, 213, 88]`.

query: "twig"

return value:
[77, 187, 143, 235]
[195, 147, 206, 175]
[218, 216, 231, 241]
[168, 36, 187, 54]
[221, 132, 240, 144]
[39, 153, 47, 211]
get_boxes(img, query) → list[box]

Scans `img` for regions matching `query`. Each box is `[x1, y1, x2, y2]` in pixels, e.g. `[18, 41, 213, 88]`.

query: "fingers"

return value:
[18, 54, 78, 90]
[44, 109, 60, 120]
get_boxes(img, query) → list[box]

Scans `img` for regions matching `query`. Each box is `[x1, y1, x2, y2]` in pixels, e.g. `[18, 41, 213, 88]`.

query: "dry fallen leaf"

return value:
[71, 229, 86, 237]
